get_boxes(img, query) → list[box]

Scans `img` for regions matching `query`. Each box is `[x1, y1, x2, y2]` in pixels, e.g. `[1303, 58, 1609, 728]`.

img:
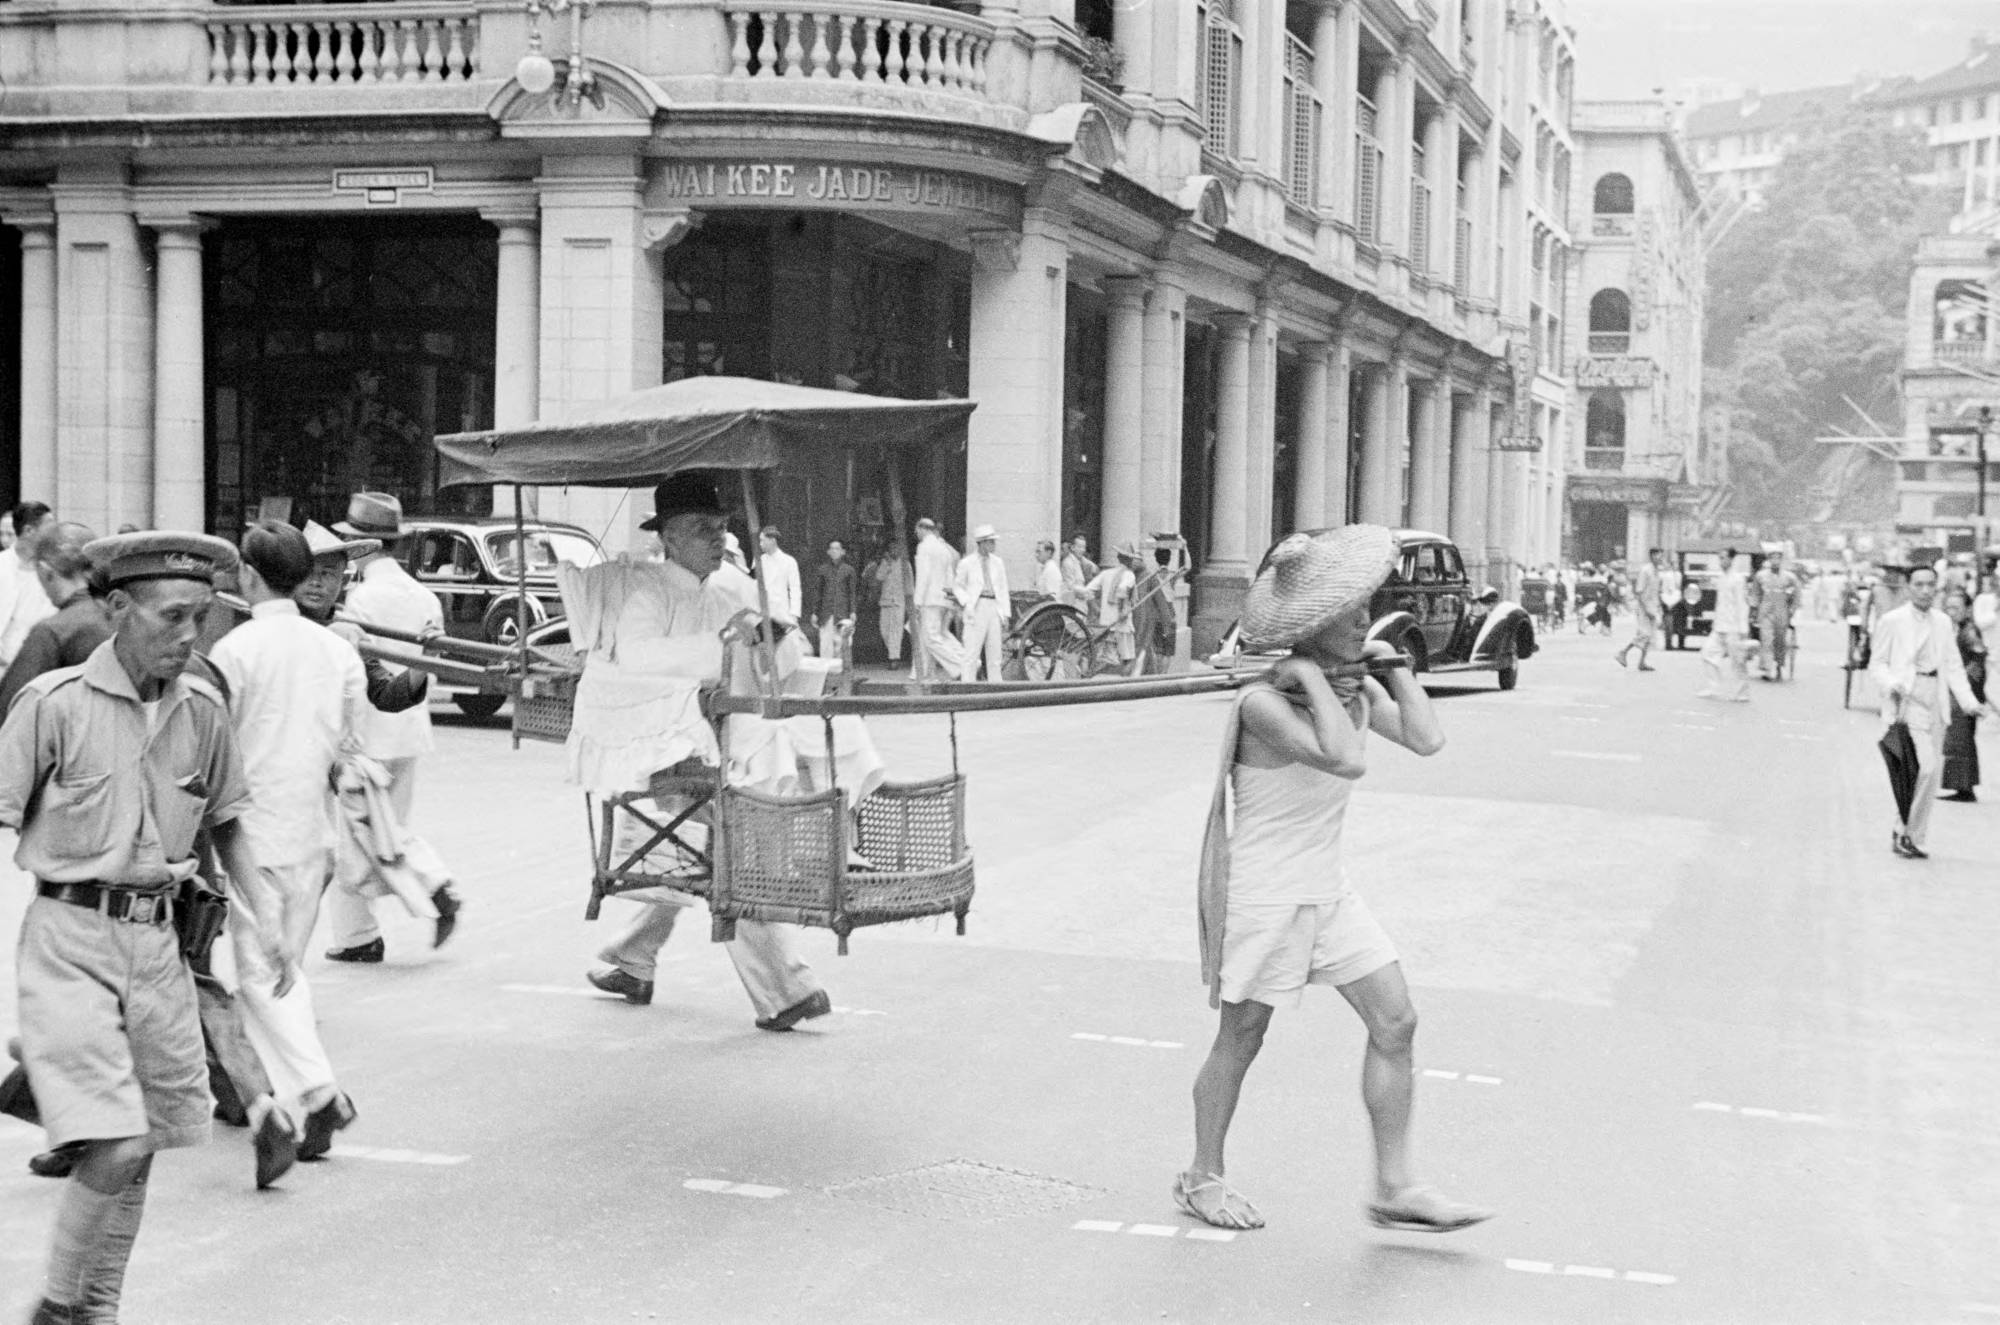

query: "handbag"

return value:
[174, 878, 231, 964]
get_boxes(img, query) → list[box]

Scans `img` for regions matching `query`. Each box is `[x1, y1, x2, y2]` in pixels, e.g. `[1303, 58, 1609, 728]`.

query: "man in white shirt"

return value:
[911, 518, 965, 680]
[0, 500, 56, 667]
[1697, 552, 1752, 702]
[209, 522, 371, 1171]
[324, 492, 463, 961]
[868, 542, 912, 664]
[1034, 539, 1064, 598]
[1870, 565, 1997, 858]
[954, 524, 1011, 682]
[756, 528, 802, 630]
[1974, 571, 2000, 660]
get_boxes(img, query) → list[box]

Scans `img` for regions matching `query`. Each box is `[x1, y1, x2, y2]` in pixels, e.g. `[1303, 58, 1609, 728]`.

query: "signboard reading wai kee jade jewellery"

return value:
[655, 160, 1021, 223]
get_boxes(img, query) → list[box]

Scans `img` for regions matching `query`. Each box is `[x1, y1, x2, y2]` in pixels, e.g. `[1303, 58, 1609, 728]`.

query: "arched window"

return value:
[1592, 172, 1634, 214]
[1934, 279, 1988, 350]
[1584, 391, 1626, 469]
[1588, 288, 1631, 354]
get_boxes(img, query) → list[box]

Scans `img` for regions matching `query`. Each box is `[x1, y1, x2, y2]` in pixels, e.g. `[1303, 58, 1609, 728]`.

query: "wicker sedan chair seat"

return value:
[710, 772, 974, 954]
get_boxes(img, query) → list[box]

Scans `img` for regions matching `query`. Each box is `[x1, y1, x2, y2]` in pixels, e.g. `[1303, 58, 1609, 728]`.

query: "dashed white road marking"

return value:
[683, 1179, 786, 1199]
[1671, 723, 1717, 730]
[832, 1006, 889, 1017]
[1418, 1069, 1505, 1085]
[1074, 1220, 1237, 1243]
[1505, 1259, 1675, 1286]
[1692, 1101, 1831, 1125]
[1550, 750, 1641, 763]
[334, 1145, 469, 1166]
[1557, 716, 1602, 724]
[1778, 718, 1816, 727]
[1072, 1032, 1185, 1050]
[1572, 703, 1612, 710]
[1959, 1303, 2000, 1316]
[500, 983, 606, 998]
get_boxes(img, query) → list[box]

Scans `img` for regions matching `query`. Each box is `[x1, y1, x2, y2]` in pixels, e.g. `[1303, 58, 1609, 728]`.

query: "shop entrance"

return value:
[1571, 499, 1627, 566]
[204, 215, 496, 540]
[0, 227, 20, 510]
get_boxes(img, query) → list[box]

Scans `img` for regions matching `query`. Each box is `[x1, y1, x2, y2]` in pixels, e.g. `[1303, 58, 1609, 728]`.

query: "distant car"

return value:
[1209, 529, 1538, 690]
[397, 517, 605, 717]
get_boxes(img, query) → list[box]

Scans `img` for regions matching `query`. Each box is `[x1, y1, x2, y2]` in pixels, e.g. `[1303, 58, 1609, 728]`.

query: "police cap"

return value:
[86, 531, 239, 589]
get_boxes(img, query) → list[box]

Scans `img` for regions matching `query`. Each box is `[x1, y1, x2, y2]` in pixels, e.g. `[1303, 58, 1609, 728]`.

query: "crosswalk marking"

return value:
[1506, 1259, 1675, 1286]
[334, 1145, 469, 1166]
[1073, 1220, 1237, 1243]
[1550, 750, 1641, 762]
[1072, 1032, 1184, 1050]
[1692, 1101, 1831, 1125]
[683, 1178, 787, 1199]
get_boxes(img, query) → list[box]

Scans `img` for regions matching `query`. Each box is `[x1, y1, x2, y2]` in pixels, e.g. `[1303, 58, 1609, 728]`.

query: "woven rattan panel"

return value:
[824, 1160, 1101, 1223]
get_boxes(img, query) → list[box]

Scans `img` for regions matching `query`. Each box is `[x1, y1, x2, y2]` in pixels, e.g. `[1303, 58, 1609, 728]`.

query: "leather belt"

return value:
[979, 592, 996, 599]
[37, 881, 175, 926]
[1917, 670, 1938, 677]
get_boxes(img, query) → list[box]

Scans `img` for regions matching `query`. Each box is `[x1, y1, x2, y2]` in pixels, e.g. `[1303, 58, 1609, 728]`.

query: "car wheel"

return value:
[1402, 632, 1427, 672]
[1497, 660, 1519, 691]
[454, 693, 506, 720]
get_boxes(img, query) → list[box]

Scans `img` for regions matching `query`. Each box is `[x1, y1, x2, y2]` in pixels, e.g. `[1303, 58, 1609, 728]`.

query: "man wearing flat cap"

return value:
[324, 492, 464, 962]
[2, 531, 293, 1325]
[561, 472, 836, 1029]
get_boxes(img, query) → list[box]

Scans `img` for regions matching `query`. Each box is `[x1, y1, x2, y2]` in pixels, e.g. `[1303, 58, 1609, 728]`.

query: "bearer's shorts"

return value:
[1218, 897, 1398, 1010]
[16, 897, 212, 1151]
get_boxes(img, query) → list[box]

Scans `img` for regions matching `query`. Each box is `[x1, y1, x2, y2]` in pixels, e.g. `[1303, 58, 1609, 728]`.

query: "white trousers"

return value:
[914, 605, 965, 680]
[1891, 683, 1949, 846]
[597, 901, 820, 1021]
[878, 603, 906, 662]
[328, 755, 452, 947]
[1700, 631, 1750, 699]
[959, 598, 1005, 682]
[227, 857, 338, 1113]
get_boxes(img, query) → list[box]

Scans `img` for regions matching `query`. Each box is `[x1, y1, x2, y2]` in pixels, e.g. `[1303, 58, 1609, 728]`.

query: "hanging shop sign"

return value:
[1496, 339, 1541, 451]
[1576, 356, 1657, 389]
[654, 159, 1020, 225]
[1570, 479, 1665, 507]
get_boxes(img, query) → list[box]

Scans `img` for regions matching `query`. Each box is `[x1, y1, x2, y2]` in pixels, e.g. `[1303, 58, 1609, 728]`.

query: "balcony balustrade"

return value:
[1932, 339, 1996, 365]
[207, 5, 480, 87]
[1583, 447, 1625, 471]
[722, 1, 994, 102]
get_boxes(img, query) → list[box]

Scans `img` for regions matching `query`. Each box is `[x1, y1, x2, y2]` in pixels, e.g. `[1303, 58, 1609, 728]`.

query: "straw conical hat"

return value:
[1240, 525, 1397, 650]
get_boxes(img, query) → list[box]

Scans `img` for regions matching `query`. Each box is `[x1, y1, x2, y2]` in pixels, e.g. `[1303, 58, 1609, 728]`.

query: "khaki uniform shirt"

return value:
[0, 639, 250, 888]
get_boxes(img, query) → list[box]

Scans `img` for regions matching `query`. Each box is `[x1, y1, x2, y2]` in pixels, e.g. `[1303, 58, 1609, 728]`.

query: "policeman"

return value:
[1, 531, 293, 1325]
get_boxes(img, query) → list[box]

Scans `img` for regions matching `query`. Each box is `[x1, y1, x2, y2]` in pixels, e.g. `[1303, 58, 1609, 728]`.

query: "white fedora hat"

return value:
[1240, 525, 1397, 651]
[972, 524, 999, 541]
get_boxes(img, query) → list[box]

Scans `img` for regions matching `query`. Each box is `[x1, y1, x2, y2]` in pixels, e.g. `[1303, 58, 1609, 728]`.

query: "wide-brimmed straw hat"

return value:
[1240, 525, 1397, 651]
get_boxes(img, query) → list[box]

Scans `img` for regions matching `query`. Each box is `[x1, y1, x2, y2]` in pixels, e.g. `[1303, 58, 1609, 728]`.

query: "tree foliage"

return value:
[1703, 111, 1956, 530]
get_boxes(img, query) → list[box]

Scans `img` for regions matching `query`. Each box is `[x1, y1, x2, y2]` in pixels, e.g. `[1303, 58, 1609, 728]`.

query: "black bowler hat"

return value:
[639, 472, 727, 532]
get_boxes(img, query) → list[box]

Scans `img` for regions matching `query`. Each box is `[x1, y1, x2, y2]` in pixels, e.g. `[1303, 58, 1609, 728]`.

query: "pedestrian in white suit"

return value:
[911, 518, 965, 680]
[1870, 565, 1996, 858]
[955, 525, 1011, 682]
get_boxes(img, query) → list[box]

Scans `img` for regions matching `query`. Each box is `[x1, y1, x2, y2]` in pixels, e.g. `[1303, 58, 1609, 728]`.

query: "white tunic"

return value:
[343, 556, 444, 760]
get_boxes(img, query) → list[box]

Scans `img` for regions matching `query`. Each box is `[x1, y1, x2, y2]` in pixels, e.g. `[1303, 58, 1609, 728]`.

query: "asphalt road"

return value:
[2, 617, 1995, 1324]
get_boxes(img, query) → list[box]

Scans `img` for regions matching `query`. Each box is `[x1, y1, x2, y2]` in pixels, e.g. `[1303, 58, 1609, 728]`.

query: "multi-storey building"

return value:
[1877, 40, 2000, 220]
[1896, 224, 2000, 553]
[0, 0, 1577, 648]
[1564, 100, 1706, 565]
[1681, 81, 1888, 210]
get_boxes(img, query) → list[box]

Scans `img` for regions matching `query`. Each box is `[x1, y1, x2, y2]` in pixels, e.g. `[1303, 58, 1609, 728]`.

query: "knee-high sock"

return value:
[43, 1179, 121, 1306]
[78, 1166, 150, 1323]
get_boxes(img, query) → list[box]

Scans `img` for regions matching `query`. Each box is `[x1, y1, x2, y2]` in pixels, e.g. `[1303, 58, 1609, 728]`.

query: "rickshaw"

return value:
[1004, 534, 1190, 680]
[417, 377, 1304, 954]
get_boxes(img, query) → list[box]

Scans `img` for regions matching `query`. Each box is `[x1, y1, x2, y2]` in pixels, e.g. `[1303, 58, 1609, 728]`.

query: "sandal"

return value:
[1367, 1184, 1493, 1233]
[1173, 1170, 1265, 1230]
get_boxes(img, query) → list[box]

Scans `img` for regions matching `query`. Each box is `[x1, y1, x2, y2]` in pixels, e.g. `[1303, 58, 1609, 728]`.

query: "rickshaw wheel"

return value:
[1010, 604, 1090, 681]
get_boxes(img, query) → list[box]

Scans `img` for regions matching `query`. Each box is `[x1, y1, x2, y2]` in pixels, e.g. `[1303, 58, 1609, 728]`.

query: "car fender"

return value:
[1367, 610, 1422, 656]
[1473, 603, 1537, 660]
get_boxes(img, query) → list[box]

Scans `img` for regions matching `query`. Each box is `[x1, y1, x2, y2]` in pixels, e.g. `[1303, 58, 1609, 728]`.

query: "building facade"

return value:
[1564, 100, 1707, 566]
[0, 0, 1579, 648]
[1897, 225, 2000, 554]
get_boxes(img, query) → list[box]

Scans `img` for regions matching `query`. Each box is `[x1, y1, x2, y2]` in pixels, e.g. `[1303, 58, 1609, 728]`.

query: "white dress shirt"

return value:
[912, 533, 958, 609]
[1869, 602, 1980, 732]
[1975, 590, 2000, 659]
[953, 549, 1012, 619]
[1036, 557, 1064, 598]
[209, 599, 368, 866]
[343, 555, 444, 759]
[757, 547, 802, 626]
[0, 554, 53, 666]
[1713, 571, 1750, 635]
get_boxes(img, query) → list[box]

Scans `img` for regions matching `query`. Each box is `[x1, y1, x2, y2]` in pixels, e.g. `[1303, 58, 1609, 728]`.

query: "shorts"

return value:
[1217, 897, 1398, 1010]
[16, 897, 213, 1152]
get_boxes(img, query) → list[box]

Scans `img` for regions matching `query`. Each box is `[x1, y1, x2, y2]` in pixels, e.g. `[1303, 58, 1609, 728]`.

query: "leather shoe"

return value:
[756, 989, 832, 1033]
[431, 884, 462, 949]
[251, 1100, 299, 1189]
[297, 1092, 356, 1162]
[1893, 834, 1929, 860]
[31, 1299, 77, 1325]
[28, 1143, 83, 1179]
[586, 966, 654, 1005]
[325, 937, 385, 964]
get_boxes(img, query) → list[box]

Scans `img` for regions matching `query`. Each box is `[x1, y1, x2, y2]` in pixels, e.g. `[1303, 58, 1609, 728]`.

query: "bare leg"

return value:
[1335, 964, 1419, 1198]
[1189, 999, 1272, 1179]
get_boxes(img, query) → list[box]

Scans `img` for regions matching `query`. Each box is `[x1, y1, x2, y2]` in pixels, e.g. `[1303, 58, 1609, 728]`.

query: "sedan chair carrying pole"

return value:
[737, 470, 782, 694]
[513, 483, 529, 749]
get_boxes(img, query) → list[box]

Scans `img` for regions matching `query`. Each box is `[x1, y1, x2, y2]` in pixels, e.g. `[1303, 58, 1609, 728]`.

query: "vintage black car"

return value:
[1364, 530, 1537, 689]
[1210, 529, 1537, 690]
[399, 517, 604, 716]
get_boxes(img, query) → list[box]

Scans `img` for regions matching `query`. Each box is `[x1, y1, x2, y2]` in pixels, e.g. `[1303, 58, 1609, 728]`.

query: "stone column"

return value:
[1293, 341, 1331, 530]
[1379, 356, 1411, 524]
[1192, 312, 1252, 650]
[1430, 103, 1459, 282]
[5, 214, 58, 505]
[1139, 275, 1186, 539]
[1381, 53, 1414, 272]
[534, 157, 664, 552]
[1485, 400, 1511, 584]
[52, 167, 153, 534]
[1406, 375, 1440, 530]
[1355, 361, 1392, 525]
[144, 216, 209, 532]
[1244, 305, 1279, 558]
[1449, 385, 1491, 580]
[1324, 339, 1352, 524]
[486, 209, 541, 517]
[1099, 275, 1147, 554]
[1428, 371, 1454, 527]
[966, 214, 1068, 582]
[1312, 3, 1346, 220]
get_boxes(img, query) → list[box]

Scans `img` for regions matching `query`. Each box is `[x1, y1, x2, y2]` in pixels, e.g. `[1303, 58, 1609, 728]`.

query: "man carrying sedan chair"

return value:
[1178, 524, 1493, 1237]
